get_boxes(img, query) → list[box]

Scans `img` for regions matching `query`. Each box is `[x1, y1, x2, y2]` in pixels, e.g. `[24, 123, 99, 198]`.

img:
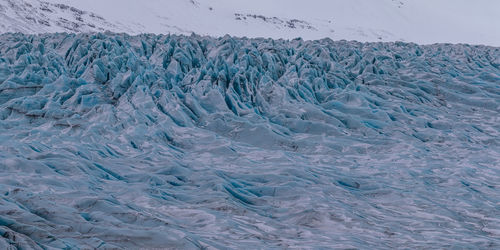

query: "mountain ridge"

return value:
[1, 0, 499, 46]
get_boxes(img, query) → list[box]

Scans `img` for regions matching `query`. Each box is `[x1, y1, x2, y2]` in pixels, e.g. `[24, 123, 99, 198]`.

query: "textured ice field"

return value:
[0, 33, 499, 249]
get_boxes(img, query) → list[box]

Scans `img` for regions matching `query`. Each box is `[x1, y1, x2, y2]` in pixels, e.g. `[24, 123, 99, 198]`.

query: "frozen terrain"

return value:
[0, 33, 499, 248]
[1, 0, 500, 45]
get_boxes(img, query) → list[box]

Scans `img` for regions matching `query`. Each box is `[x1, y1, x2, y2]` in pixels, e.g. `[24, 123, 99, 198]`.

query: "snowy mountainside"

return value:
[0, 0, 130, 33]
[1, 0, 500, 46]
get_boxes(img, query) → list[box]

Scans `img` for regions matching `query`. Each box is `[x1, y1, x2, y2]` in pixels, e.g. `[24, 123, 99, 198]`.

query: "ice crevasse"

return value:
[0, 33, 499, 248]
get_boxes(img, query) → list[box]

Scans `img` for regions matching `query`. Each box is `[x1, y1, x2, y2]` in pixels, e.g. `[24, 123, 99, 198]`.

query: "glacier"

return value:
[0, 33, 499, 249]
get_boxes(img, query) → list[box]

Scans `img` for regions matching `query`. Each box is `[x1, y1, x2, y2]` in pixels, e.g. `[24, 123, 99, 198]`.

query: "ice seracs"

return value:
[1, 33, 499, 248]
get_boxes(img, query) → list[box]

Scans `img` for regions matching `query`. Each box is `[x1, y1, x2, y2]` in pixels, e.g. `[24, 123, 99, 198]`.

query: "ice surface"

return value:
[0, 33, 500, 248]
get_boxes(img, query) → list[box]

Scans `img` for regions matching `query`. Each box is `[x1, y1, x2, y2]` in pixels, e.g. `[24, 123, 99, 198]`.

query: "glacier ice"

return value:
[0, 33, 500, 249]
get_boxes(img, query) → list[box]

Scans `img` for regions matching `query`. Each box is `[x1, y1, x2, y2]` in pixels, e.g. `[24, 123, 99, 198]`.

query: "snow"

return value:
[1, 0, 500, 248]
[1, 0, 500, 45]
[0, 33, 499, 248]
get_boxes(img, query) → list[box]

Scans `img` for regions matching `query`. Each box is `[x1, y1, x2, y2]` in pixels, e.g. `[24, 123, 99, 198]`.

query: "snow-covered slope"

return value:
[1, 0, 500, 46]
